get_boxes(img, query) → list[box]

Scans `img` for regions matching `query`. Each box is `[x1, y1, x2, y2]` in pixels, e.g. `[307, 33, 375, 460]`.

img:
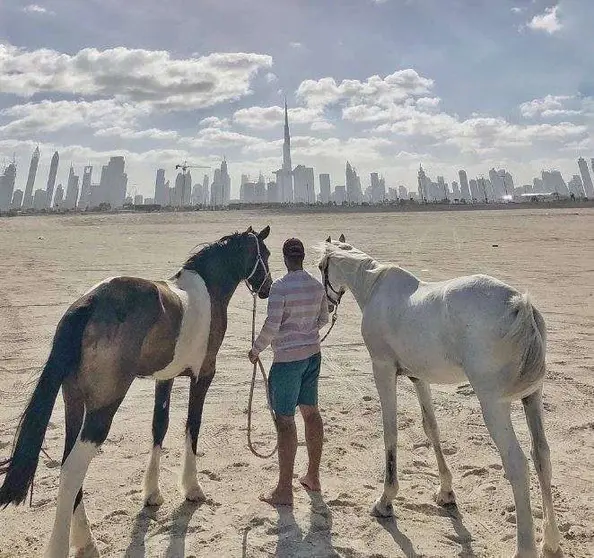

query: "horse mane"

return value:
[183, 231, 244, 271]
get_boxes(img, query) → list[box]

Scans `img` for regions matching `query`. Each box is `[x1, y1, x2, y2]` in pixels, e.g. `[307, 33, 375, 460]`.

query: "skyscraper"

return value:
[211, 168, 223, 206]
[370, 172, 386, 204]
[78, 166, 93, 209]
[53, 184, 64, 208]
[319, 173, 331, 204]
[458, 170, 471, 201]
[96, 156, 127, 208]
[578, 157, 594, 197]
[568, 175, 585, 197]
[202, 174, 210, 206]
[45, 151, 59, 209]
[417, 165, 429, 201]
[154, 168, 167, 206]
[220, 159, 230, 205]
[0, 161, 17, 211]
[274, 100, 294, 203]
[293, 165, 315, 204]
[22, 146, 40, 209]
[64, 165, 80, 209]
[345, 162, 362, 203]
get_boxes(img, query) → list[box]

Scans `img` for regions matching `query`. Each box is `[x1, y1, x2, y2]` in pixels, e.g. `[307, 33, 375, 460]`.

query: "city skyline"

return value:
[1, 1, 594, 199]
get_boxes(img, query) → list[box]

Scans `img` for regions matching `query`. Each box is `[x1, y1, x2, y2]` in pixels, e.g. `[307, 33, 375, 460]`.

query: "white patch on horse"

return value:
[181, 431, 205, 501]
[45, 440, 97, 558]
[151, 270, 211, 381]
[143, 445, 164, 506]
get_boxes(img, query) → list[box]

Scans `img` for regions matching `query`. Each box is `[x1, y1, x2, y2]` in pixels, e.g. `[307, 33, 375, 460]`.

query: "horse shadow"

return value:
[124, 500, 201, 558]
[242, 492, 340, 558]
[376, 503, 476, 558]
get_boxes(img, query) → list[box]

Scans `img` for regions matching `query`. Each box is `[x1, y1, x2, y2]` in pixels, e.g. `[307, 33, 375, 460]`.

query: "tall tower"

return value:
[45, 151, 59, 208]
[458, 169, 470, 201]
[283, 100, 292, 173]
[22, 146, 40, 209]
[579, 157, 594, 197]
[0, 161, 17, 211]
[79, 166, 93, 209]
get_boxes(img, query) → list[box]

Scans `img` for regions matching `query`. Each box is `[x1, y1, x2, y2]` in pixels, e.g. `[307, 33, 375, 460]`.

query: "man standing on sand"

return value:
[248, 237, 329, 506]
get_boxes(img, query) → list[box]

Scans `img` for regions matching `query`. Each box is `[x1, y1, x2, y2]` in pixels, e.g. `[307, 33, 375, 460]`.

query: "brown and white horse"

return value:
[0, 226, 272, 558]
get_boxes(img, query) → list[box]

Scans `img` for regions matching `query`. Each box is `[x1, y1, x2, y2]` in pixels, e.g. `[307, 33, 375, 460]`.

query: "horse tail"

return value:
[504, 293, 547, 400]
[0, 300, 93, 507]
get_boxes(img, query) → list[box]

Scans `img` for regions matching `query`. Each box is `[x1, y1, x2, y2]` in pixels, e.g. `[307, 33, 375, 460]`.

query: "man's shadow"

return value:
[124, 500, 201, 558]
[242, 492, 340, 558]
[377, 502, 476, 558]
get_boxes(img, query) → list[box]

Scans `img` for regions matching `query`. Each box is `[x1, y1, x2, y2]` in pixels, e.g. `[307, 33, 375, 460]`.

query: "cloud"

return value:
[289, 42, 303, 49]
[22, 4, 54, 15]
[233, 105, 321, 128]
[527, 5, 562, 34]
[0, 44, 273, 110]
[265, 72, 278, 84]
[310, 121, 335, 131]
[297, 69, 434, 109]
[520, 95, 581, 118]
[0, 100, 147, 137]
[511, 6, 524, 14]
[199, 116, 230, 128]
[94, 127, 179, 141]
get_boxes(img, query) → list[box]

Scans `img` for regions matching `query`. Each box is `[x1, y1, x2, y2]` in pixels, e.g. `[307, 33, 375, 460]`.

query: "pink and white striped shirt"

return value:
[252, 270, 329, 363]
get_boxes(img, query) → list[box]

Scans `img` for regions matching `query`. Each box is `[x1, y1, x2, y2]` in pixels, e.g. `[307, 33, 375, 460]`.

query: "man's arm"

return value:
[317, 292, 329, 329]
[251, 284, 284, 356]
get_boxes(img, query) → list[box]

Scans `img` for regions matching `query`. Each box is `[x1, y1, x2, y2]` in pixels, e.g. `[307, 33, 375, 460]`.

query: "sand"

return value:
[0, 208, 592, 558]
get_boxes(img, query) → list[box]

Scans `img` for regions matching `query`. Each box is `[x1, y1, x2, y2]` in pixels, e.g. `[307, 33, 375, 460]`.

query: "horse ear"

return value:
[258, 225, 270, 239]
[339, 233, 346, 242]
[326, 236, 331, 242]
[246, 225, 253, 233]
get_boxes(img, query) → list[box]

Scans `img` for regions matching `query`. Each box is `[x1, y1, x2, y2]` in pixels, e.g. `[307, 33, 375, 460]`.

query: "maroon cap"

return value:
[283, 238, 305, 258]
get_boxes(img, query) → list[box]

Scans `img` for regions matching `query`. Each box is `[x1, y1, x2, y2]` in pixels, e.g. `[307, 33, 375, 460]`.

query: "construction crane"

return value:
[174, 162, 211, 207]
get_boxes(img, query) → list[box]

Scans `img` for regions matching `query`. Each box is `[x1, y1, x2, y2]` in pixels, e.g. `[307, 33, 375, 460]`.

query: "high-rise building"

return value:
[45, 151, 59, 209]
[417, 165, 430, 201]
[436, 176, 449, 200]
[173, 170, 192, 206]
[334, 185, 346, 204]
[211, 168, 223, 206]
[52, 184, 64, 208]
[22, 146, 40, 209]
[451, 181, 460, 199]
[134, 194, 144, 206]
[267, 181, 278, 203]
[274, 100, 294, 203]
[78, 166, 93, 209]
[345, 162, 362, 203]
[0, 161, 17, 210]
[370, 172, 386, 204]
[293, 165, 315, 203]
[154, 169, 167, 206]
[458, 170, 471, 201]
[319, 173, 331, 203]
[578, 157, 594, 197]
[398, 185, 408, 199]
[202, 174, 210, 206]
[220, 159, 231, 205]
[541, 170, 569, 196]
[64, 165, 80, 209]
[33, 189, 46, 210]
[11, 189, 23, 209]
[95, 156, 127, 208]
[568, 175, 585, 197]
[469, 179, 480, 201]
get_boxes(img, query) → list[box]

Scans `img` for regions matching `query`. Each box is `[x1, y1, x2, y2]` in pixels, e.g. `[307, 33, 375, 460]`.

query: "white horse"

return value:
[319, 235, 561, 558]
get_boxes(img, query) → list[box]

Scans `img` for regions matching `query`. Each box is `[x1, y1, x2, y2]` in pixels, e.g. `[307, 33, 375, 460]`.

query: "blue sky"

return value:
[1, 0, 593, 197]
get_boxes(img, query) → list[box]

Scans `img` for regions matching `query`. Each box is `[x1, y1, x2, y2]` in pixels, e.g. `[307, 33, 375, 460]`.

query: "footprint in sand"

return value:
[461, 466, 489, 478]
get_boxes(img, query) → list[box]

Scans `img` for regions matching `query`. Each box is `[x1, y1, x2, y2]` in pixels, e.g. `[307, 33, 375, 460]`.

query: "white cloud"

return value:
[310, 121, 335, 131]
[527, 5, 562, 34]
[0, 100, 148, 137]
[22, 4, 54, 15]
[289, 42, 303, 49]
[511, 6, 524, 14]
[233, 105, 321, 128]
[94, 127, 179, 141]
[0, 44, 273, 110]
[520, 95, 581, 118]
[297, 69, 434, 109]
[265, 72, 278, 84]
[199, 116, 230, 128]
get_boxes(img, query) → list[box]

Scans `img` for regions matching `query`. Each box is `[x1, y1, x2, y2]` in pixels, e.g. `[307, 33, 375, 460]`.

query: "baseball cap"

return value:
[283, 238, 305, 258]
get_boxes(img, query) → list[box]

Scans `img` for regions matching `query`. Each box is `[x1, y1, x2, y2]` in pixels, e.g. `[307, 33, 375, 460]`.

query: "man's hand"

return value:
[248, 349, 259, 364]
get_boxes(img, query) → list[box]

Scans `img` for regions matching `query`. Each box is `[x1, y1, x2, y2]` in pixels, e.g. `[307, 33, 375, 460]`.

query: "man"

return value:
[248, 237, 329, 506]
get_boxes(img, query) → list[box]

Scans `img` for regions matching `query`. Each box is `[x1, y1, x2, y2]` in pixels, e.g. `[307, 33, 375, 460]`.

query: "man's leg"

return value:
[260, 360, 301, 506]
[298, 353, 323, 492]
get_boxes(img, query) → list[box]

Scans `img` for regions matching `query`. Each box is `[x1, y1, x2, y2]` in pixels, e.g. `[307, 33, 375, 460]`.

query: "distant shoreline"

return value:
[1, 199, 593, 218]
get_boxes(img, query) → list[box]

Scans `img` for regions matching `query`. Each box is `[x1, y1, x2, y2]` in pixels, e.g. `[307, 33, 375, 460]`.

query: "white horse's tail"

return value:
[504, 293, 547, 399]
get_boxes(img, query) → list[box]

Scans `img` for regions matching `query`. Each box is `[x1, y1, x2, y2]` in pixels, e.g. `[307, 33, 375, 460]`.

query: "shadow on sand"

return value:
[124, 500, 201, 558]
[377, 503, 476, 558]
[242, 491, 340, 558]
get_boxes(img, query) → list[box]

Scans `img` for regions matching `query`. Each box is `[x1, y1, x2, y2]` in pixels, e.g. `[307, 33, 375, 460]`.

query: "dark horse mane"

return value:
[182, 231, 246, 273]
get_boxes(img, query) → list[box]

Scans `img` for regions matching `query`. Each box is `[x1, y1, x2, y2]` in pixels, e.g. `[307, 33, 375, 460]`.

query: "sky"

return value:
[1, 0, 593, 198]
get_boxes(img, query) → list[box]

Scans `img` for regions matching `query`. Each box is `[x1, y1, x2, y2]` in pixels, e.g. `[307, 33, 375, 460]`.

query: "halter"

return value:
[322, 256, 345, 306]
[245, 232, 271, 295]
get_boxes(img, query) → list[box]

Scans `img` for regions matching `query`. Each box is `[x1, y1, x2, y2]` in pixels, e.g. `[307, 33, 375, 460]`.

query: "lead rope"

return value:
[247, 292, 278, 459]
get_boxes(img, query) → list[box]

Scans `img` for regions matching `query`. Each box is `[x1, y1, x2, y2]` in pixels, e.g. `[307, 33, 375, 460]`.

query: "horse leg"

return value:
[181, 371, 214, 501]
[410, 378, 455, 506]
[143, 379, 174, 506]
[522, 389, 561, 554]
[477, 397, 536, 558]
[61, 380, 98, 558]
[370, 359, 399, 517]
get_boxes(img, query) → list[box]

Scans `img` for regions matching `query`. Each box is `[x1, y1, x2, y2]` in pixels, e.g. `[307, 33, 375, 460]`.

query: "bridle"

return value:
[322, 256, 345, 307]
[245, 232, 271, 296]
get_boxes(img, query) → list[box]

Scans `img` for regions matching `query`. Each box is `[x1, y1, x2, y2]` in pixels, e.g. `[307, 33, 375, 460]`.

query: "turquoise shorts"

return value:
[268, 352, 321, 416]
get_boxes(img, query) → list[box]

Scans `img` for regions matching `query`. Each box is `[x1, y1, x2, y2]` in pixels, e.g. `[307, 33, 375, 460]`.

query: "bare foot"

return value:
[259, 487, 293, 507]
[299, 474, 321, 492]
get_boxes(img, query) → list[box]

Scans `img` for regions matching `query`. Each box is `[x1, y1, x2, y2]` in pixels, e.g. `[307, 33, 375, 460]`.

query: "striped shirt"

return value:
[252, 270, 329, 363]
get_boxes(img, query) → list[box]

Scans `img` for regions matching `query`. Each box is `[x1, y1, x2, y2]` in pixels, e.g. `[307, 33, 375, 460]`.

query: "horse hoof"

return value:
[435, 489, 456, 507]
[370, 498, 394, 518]
[184, 484, 206, 502]
[74, 542, 100, 558]
[144, 489, 164, 507]
[540, 540, 563, 558]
